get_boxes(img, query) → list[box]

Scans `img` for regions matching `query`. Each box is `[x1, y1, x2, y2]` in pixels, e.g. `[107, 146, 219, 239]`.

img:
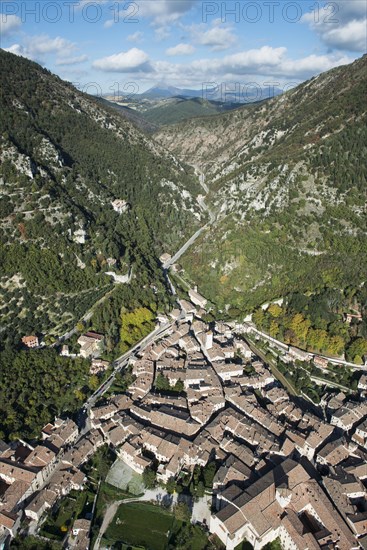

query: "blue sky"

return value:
[1, 0, 366, 96]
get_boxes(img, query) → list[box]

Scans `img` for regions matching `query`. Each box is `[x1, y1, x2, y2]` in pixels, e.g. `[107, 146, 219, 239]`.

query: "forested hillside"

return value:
[155, 55, 367, 317]
[0, 50, 204, 345]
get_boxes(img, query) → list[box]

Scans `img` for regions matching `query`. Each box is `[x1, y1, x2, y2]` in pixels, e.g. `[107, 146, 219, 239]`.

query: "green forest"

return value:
[253, 288, 367, 362]
[0, 347, 90, 441]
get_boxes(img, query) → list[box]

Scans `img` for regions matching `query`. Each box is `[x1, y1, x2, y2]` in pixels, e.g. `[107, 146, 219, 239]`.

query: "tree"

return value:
[203, 461, 217, 488]
[74, 389, 85, 401]
[173, 502, 191, 523]
[142, 466, 156, 489]
[307, 328, 328, 351]
[170, 524, 192, 550]
[89, 375, 100, 391]
[269, 320, 279, 338]
[253, 308, 265, 328]
[346, 338, 367, 362]
[166, 477, 176, 494]
[196, 481, 205, 498]
[120, 307, 155, 352]
[155, 373, 170, 391]
[268, 304, 283, 317]
[114, 368, 135, 391]
[289, 313, 310, 343]
[325, 335, 344, 356]
[174, 379, 184, 392]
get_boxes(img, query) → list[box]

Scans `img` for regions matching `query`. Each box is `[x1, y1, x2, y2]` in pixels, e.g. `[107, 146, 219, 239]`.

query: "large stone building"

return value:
[211, 459, 357, 550]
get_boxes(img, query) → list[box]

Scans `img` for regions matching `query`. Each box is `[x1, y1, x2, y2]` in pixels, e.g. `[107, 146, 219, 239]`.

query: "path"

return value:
[310, 375, 351, 392]
[52, 286, 115, 345]
[93, 499, 125, 549]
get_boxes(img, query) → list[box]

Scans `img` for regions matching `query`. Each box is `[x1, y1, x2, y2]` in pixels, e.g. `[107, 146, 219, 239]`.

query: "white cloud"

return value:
[272, 53, 353, 78]
[199, 26, 236, 51]
[127, 31, 144, 43]
[154, 26, 171, 42]
[137, 0, 198, 25]
[3, 44, 31, 59]
[145, 47, 355, 88]
[166, 43, 195, 56]
[189, 46, 287, 75]
[27, 35, 76, 56]
[134, 0, 198, 45]
[187, 20, 236, 51]
[302, 0, 367, 52]
[319, 18, 366, 52]
[93, 48, 152, 72]
[103, 0, 197, 31]
[0, 14, 21, 36]
[103, 19, 114, 29]
[4, 34, 81, 64]
[56, 55, 88, 66]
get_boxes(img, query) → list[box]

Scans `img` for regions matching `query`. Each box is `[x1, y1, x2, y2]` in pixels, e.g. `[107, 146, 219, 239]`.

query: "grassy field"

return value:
[90, 482, 132, 548]
[103, 502, 175, 550]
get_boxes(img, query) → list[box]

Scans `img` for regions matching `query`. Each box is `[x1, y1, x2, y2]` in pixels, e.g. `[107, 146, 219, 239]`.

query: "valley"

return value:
[0, 46, 367, 550]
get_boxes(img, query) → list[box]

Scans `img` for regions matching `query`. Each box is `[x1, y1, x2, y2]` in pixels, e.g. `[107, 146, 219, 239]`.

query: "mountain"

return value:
[138, 97, 243, 127]
[101, 95, 243, 129]
[0, 50, 204, 346]
[139, 84, 203, 99]
[96, 97, 159, 133]
[140, 84, 284, 102]
[154, 55, 367, 315]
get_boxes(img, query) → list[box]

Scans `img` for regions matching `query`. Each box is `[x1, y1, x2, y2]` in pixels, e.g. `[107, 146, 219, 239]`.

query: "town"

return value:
[1, 287, 367, 550]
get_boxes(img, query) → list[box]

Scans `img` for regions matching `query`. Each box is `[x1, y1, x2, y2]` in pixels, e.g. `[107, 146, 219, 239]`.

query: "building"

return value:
[211, 458, 356, 550]
[234, 340, 252, 359]
[25, 489, 57, 522]
[331, 402, 367, 431]
[358, 374, 367, 392]
[213, 362, 244, 382]
[353, 418, 367, 449]
[60, 345, 69, 357]
[77, 332, 104, 358]
[21, 335, 39, 348]
[90, 359, 110, 375]
[179, 299, 197, 315]
[159, 253, 172, 265]
[288, 346, 312, 362]
[70, 518, 91, 550]
[111, 199, 129, 214]
[345, 313, 362, 324]
[188, 288, 208, 309]
[313, 356, 329, 369]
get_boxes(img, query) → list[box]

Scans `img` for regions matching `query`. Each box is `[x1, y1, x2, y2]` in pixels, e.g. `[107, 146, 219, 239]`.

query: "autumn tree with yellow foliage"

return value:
[120, 307, 155, 353]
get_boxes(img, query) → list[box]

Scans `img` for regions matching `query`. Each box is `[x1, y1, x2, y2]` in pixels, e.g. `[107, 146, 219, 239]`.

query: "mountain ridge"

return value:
[0, 49, 204, 345]
[154, 55, 367, 314]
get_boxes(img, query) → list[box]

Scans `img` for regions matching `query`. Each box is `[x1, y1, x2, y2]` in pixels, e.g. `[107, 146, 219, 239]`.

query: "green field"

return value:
[103, 502, 175, 550]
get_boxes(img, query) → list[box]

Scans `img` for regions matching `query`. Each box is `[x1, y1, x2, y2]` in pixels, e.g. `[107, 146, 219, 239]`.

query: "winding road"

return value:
[163, 173, 215, 270]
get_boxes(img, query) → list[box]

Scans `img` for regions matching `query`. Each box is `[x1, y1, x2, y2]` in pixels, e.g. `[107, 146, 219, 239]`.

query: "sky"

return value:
[0, 0, 366, 99]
